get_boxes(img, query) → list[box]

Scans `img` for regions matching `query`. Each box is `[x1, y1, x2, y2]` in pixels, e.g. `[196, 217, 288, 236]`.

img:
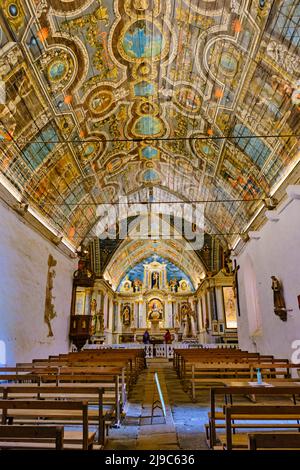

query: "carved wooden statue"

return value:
[181, 302, 196, 337]
[271, 276, 287, 321]
[44, 254, 57, 336]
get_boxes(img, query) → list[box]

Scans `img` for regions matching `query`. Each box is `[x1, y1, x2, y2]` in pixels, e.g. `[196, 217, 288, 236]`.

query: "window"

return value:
[0, 340, 6, 365]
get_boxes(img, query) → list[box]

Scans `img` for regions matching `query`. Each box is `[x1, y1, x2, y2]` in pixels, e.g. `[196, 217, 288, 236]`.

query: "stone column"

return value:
[99, 291, 104, 316]
[113, 301, 118, 333]
[197, 296, 204, 330]
[215, 287, 225, 321]
[193, 299, 199, 332]
[210, 288, 218, 321]
[206, 291, 211, 326]
[103, 293, 108, 329]
[140, 300, 146, 328]
[116, 301, 122, 332]
[84, 288, 92, 316]
[135, 301, 139, 329]
[107, 296, 114, 332]
[166, 298, 173, 328]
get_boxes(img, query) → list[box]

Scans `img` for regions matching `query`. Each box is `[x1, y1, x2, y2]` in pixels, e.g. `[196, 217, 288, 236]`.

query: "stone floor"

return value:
[105, 358, 209, 450]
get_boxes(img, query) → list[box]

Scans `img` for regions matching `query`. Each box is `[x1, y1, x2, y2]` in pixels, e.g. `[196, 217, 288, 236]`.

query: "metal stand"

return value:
[150, 372, 167, 424]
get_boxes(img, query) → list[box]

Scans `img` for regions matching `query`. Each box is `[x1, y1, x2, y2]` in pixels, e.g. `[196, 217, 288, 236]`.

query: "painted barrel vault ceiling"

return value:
[0, 0, 299, 253]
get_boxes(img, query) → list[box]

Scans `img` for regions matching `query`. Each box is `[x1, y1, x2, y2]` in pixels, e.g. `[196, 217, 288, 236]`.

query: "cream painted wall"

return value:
[0, 200, 76, 364]
[236, 187, 300, 362]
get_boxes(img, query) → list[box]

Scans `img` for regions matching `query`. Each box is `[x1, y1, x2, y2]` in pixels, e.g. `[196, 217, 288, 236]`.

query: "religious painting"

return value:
[222, 287, 237, 329]
[121, 277, 132, 292]
[0, 64, 45, 139]
[122, 304, 131, 326]
[148, 298, 163, 321]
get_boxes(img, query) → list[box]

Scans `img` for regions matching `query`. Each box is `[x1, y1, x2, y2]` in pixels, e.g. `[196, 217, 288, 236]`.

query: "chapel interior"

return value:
[0, 0, 300, 452]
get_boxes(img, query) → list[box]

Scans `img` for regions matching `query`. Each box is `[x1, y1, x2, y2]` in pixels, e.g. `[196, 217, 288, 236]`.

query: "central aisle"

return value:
[105, 359, 209, 450]
[136, 359, 179, 450]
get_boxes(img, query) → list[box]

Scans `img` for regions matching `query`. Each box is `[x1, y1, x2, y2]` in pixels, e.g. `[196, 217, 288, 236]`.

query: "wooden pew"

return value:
[0, 425, 64, 450]
[29, 361, 130, 400]
[223, 405, 300, 450]
[0, 385, 105, 445]
[0, 370, 123, 427]
[0, 374, 41, 384]
[173, 349, 259, 378]
[248, 432, 300, 450]
[185, 362, 299, 401]
[208, 385, 300, 449]
[0, 400, 95, 450]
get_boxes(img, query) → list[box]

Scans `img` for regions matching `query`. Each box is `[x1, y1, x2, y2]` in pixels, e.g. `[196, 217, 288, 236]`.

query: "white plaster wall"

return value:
[0, 201, 76, 364]
[236, 191, 300, 362]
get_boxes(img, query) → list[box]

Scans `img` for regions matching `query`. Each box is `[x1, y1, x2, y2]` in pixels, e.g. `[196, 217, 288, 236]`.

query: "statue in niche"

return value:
[223, 249, 233, 274]
[151, 272, 160, 289]
[169, 278, 179, 292]
[44, 254, 57, 337]
[133, 278, 142, 292]
[96, 312, 104, 334]
[122, 304, 131, 326]
[271, 276, 287, 321]
[148, 299, 163, 321]
[181, 302, 196, 337]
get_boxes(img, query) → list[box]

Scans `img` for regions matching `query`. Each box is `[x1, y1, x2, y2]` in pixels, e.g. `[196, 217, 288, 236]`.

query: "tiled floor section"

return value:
[105, 359, 209, 450]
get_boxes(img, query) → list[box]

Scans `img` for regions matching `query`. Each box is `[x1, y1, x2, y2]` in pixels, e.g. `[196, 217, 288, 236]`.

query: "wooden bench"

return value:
[185, 362, 299, 401]
[0, 385, 106, 445]
[0, 400, 95, 450]
[248, 432, 300, 450]
[19, 362, 128, 407]
[0, 425, 64, 450]
[223, 405, 300, 450]
[0, 371, 123, 427]
[208, 385, 300, 448]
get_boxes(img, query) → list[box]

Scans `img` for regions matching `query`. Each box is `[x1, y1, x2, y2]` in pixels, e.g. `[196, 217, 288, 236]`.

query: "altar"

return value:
[114, 256, 197, 342]
[71, 253, 238, 349]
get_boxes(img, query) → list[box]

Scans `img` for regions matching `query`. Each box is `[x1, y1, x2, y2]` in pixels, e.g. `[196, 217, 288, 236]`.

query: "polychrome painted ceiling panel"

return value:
[0, 0, 299, 246]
